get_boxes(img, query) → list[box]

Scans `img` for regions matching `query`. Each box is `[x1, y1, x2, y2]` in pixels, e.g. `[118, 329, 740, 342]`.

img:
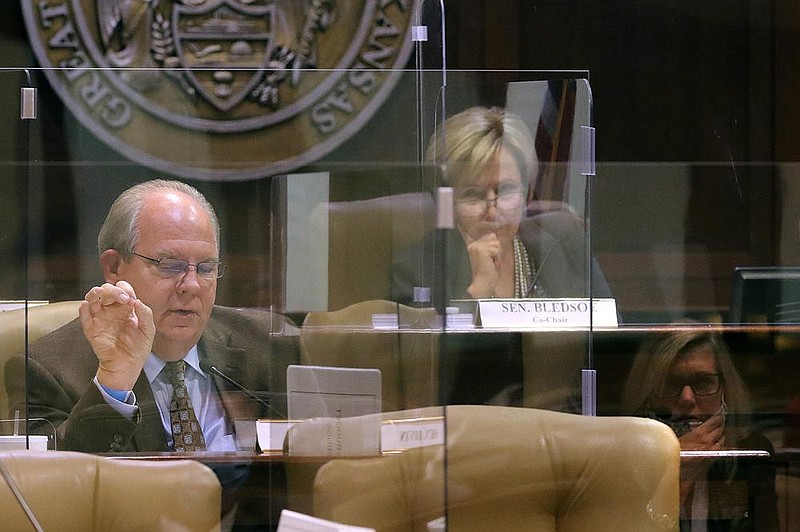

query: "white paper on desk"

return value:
[0, 300, 48, 312]
[277, 509, 375, 532]
[286, 365, 382, 456]
[255, 420, 295, 453]
[287, 414, 381, 456]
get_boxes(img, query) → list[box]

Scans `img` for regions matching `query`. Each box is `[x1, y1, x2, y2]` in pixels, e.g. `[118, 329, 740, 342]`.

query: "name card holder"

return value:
[381, 416, 444, 452]
[478, 298, 618, 329]
[256, 416, 446, 455]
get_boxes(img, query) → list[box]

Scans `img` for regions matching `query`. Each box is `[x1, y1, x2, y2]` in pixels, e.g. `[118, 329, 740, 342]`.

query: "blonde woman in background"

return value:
[390, 106, 613, 408]
[622, 324, 777, 531]
[391, 106, 612, 305]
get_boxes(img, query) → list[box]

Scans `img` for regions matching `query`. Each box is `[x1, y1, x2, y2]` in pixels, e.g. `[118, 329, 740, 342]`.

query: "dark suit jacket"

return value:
[6, 306, 299, 453]
[682, 431, 779, 532]
[391, 208, 613, 305]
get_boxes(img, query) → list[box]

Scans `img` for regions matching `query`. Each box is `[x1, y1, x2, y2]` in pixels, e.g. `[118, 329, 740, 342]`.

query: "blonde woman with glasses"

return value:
[622, 324, 777, 531]
[391, 106, 612, 306]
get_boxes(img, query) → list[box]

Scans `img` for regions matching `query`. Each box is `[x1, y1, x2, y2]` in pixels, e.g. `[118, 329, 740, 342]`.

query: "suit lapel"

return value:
[127, 315, 262, 451]
[131, 373, 171, 452]
[200, 319, 261, 421]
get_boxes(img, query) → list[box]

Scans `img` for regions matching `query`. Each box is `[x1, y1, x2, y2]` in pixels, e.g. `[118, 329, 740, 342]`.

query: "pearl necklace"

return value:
[513, 236, 532, 298]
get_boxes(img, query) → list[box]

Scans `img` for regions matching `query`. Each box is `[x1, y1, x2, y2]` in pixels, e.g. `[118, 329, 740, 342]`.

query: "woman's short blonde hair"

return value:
[427, 106, 536, 189]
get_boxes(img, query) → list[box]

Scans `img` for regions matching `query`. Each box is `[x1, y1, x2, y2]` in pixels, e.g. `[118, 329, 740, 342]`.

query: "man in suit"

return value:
[7, 179, 297, 453]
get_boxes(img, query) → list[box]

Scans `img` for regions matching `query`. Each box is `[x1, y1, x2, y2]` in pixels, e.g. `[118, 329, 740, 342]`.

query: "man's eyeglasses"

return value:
[455, 184, 523, 218]
[132, 251, 226, 280]
[655, 374, 721, 399]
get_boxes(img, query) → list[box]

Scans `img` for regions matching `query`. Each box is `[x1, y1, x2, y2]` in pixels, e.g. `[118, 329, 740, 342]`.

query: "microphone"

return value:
[524, 241, 557, 298]
[200, 360, 286, 419]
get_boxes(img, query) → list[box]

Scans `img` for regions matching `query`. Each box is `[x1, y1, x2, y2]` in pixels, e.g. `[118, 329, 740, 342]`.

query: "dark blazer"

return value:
[682, 431, 779, 532]
[6, 306, 299, 453]
[391, 208, 613, 305]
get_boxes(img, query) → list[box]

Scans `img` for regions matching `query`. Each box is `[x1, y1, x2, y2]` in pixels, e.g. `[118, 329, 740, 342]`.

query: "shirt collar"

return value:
[143, 345, 206, 384]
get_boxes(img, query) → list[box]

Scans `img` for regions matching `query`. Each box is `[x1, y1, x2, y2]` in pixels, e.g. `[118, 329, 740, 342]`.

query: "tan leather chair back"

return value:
[0, 301, 82, 419]
[311, 406, 680, 532]
[285, 406, 445, 518]
[521, 330, 588, 411]
[313, 193, 434, 311]
[300, 300, 440, 412]
[0, 450, 221, 531]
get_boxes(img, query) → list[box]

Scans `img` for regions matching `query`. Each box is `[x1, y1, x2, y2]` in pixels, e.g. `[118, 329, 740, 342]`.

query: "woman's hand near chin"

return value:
[679, 411, 726, 451]
[677, 412, 726, 490]
[465, 232, 501, 298]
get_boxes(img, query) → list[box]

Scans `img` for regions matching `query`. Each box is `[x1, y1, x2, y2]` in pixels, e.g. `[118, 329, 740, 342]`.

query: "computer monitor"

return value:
[729, 266, 800, 324]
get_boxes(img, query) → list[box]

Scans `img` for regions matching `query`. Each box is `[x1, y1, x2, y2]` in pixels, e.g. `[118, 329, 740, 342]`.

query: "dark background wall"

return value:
[2, 1, 797, 317]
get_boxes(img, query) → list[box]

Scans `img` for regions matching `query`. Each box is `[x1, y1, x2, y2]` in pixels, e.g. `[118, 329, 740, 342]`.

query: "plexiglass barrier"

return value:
[1, 1, 795, 528]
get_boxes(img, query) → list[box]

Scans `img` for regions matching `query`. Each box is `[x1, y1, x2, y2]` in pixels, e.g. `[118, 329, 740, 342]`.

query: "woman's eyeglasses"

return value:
[655, 374, 721, 398]
[455, 184, 523, 218]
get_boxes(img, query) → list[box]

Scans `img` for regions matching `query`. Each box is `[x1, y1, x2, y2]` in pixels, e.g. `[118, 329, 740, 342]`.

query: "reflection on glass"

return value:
[390, 93, 612, 307]
[621, 324, 778, 530]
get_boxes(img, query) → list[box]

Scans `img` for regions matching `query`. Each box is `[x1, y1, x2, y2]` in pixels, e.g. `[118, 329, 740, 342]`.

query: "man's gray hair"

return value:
[97, 179, 221, 260]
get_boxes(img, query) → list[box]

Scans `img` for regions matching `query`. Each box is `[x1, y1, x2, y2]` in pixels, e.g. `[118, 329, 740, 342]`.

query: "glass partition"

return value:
[5, 0, 793, 529]
[3, 1, 455, 529]
[592, 160, 791, 531]
[1, 70, 602, 531]
[433, 77, 598, 416]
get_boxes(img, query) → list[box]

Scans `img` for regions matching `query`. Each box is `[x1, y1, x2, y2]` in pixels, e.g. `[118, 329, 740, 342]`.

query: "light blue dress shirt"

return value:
[94, 345, 237, 451]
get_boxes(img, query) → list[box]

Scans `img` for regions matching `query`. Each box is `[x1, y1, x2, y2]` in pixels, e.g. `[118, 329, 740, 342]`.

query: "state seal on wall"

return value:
[22, 0, 419, 180]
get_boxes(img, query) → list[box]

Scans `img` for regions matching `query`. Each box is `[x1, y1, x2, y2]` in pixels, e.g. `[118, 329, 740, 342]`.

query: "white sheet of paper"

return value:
[277, 509, 375, 532]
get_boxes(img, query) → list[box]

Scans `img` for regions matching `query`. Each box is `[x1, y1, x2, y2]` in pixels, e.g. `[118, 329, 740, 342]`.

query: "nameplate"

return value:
[381, 417, 444, 452]
[256, 417, 445, 454]
[478, 298, 618, 329]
